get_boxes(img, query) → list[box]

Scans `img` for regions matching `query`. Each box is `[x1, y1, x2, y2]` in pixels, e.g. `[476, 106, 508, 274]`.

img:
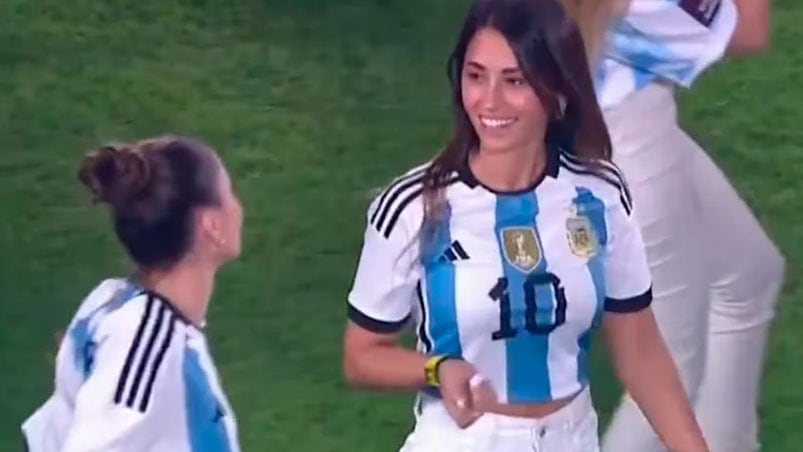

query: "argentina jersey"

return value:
[595, 0, 738, 110]
[21, 278, 240, 452]
[347, 146, 653, 406]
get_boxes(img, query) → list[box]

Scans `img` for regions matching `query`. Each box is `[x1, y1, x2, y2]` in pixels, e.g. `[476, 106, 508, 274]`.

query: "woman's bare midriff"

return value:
[485, 393, 575, 418]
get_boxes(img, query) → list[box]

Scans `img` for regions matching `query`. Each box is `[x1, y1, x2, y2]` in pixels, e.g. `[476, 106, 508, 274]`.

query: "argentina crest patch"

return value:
[566, 204, 599, 258]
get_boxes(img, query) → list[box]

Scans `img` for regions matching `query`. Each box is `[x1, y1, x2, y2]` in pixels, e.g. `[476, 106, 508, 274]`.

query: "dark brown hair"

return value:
[78, 135, 221, 270]
[423, 0, 611, 222]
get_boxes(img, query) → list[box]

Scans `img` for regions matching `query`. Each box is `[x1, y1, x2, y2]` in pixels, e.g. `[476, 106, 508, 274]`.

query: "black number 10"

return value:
[490, 272, 567, 340]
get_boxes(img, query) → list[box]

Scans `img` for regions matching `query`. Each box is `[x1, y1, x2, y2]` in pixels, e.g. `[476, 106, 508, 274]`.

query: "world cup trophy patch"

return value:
[566, 204, 599, 258]
[501, 227, 541, 273]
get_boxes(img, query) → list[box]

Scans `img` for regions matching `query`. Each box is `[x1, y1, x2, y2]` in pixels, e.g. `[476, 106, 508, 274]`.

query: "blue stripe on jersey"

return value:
[609, 20, 695, 88]
[70, 283, 140, 379]
[495, 193, 552, 402]
[574, 188, 608, 385]
[421, 203, 462, 359]
[70, 319, 95, 379]
[185, 348, 232, 452]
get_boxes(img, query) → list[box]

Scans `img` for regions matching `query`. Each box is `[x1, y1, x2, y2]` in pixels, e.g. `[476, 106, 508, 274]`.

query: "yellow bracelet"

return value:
[424, 354, 454, 387]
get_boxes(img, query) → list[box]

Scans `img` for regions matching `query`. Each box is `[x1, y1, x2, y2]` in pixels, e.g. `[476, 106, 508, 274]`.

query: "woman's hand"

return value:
[438, 359, 498, 428]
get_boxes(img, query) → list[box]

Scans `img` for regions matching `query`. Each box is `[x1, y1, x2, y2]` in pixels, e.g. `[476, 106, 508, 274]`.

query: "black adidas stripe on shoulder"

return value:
[369, 168, 427, 226]
[560, 151, 630, 184]
[114, 294, 177, 413]
[559, 153, 633, 215]
[369, 171, 461, 239]
[369, 167, 426, 236]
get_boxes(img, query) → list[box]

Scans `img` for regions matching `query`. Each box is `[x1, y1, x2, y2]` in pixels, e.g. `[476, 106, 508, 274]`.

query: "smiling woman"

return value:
[340, 0, 708, 451]
[423, 0, 611, 202]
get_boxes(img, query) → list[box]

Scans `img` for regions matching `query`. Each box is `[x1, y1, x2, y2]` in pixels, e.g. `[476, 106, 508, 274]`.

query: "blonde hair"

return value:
[557, 0, 627, 63]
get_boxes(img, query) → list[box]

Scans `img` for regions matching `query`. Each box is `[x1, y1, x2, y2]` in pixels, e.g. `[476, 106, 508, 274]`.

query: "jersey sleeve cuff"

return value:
[604, 286, 652, 313]
[684, 0, 737, 87]
[347, 304, 410, 334]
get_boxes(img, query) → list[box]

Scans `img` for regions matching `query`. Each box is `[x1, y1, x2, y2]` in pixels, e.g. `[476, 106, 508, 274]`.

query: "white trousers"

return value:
[600, 83, 785, 452]
[400, 388, 600, 452]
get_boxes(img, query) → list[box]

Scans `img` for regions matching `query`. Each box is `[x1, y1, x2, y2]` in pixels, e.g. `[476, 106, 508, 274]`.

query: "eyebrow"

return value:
[465, 61, 522, 74]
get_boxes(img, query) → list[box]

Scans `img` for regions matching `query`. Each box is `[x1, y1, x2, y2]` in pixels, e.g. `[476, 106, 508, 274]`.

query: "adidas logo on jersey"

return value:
[438, 240, 470, 262]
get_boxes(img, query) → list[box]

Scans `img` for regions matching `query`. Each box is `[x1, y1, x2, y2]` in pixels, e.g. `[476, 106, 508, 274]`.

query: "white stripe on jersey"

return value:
[541, 198, 588, 395]
[450, 187, 510, 401]
[596, 0, 738, 110]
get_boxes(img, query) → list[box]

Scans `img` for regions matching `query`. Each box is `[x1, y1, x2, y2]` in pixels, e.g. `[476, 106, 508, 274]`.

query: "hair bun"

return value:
[79, 144, 151, 207]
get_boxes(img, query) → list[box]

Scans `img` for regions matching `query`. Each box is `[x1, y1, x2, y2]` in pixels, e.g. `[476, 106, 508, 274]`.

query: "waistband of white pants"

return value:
[418, 386, 594, 432]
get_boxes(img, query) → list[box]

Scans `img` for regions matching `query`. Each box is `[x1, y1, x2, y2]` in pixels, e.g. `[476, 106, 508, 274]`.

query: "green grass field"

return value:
[1, 1, 801, 450]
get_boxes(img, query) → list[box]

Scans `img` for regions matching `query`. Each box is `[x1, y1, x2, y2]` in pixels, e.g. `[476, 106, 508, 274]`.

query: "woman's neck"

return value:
[137, 262, 216, 328]
[470, 141, 547, 192]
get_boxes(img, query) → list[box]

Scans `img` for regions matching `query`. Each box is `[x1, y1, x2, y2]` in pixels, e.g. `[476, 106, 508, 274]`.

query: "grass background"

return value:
[1, 1, 800, 450]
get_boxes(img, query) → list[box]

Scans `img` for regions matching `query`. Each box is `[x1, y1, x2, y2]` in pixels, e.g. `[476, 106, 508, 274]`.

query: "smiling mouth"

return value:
[479, 116, 517, 128]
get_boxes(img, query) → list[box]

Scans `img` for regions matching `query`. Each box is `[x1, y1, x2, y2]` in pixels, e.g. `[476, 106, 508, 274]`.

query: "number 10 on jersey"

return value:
[490, 272, 567, 340]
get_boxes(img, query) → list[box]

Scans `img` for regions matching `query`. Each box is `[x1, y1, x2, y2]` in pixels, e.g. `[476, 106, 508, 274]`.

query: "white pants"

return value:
[600, 83, 785, 452]
[400, 388, 600, 452]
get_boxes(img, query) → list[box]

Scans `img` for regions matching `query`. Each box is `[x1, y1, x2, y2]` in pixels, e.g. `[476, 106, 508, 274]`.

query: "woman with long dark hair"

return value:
[342, 0, 707, 450]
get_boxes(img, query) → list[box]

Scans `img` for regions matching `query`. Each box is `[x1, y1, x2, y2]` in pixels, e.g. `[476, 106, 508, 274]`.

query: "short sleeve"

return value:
[606, 0, 738, 88]
[604, 198, 653, 313]
[347, 194, 419, 334]
[61, 295, 181, 451]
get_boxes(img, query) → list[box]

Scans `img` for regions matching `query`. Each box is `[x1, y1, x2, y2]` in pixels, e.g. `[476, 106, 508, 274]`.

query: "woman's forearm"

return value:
[605, 310, 708, 451]
[728, 0, 772, 54]
[621, 335, 707, 450]
[343, 343, 429, 390]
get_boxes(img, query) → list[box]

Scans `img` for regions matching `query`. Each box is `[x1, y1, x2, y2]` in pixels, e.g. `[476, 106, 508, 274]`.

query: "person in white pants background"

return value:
[559, 1, 784, 451]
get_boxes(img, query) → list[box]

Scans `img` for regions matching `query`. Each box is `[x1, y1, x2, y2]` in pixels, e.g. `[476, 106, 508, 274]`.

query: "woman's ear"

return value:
[199, 209, 226, 252]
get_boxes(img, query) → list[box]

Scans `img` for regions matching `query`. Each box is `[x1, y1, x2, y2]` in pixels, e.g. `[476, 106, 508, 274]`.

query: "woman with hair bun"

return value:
[21, 135, 243, 452]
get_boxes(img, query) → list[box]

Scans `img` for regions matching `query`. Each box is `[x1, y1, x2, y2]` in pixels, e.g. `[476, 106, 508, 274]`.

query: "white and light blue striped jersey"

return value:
[21, 278, 240, 452]
[347, 146, 653, 405]
[595, 0, 738, 110]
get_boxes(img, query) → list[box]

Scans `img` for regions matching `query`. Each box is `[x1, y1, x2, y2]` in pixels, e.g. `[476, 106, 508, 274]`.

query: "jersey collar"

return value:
[142, 288, 201, 329]
[457, 141, 560, 195]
